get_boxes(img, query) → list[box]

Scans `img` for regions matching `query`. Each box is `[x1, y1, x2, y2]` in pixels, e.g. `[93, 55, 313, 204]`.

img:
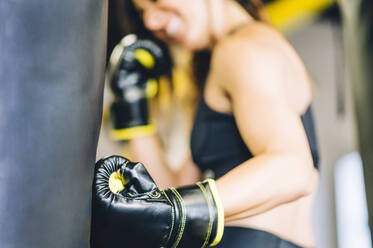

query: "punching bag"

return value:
[0, 1, 107, 247]
[339, 0, 373, 238]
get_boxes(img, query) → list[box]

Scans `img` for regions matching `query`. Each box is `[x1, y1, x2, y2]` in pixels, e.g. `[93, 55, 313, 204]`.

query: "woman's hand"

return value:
[107, 34, 171, 141]
[91, 155, 224, 248]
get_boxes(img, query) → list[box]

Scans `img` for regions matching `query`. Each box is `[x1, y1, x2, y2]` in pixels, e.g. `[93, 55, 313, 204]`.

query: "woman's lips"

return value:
[149, 14, 185, 45]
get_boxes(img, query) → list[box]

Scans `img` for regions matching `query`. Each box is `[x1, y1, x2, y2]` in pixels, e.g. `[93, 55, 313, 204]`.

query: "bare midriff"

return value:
[226, 172, 319, 248]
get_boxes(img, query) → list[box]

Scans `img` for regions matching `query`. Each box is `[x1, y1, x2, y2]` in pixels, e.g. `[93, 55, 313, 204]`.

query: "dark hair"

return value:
[106, 0, 156, 61]
[111, 0, 266, 89]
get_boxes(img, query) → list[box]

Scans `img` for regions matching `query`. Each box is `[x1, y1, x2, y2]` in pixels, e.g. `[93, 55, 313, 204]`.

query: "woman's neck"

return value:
[208, 0, 254, 49]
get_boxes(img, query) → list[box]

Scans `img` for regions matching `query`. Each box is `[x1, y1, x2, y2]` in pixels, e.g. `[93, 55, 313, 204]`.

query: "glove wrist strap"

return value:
[203, 179, 225, 246]
[110, 124, 155, 140]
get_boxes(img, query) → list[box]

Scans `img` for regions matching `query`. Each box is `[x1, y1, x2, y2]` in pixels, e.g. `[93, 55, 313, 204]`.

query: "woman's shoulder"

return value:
[210, 22, 312, 112]
[213, 22, 287, 61]
[211, 22, 288, 92]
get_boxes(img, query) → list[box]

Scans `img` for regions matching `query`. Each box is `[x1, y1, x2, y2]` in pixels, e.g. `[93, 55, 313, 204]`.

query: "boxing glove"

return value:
[107, 34, 171, 140]
[90, 156, 224, 248]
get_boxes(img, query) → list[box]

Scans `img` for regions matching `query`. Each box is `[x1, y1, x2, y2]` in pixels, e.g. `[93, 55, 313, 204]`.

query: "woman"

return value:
[117, 0, 319, 247]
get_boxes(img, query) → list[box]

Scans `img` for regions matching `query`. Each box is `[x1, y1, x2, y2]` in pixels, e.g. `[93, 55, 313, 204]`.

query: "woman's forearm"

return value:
[216, 153, 316, 220]
[127, 135, 177, 189]
[127, 136, 317, 220]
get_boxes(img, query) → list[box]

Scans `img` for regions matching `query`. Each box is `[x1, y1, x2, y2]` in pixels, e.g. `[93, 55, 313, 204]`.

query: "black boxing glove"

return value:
[90, 156, 224, 248]
[107, 34, 171, 140]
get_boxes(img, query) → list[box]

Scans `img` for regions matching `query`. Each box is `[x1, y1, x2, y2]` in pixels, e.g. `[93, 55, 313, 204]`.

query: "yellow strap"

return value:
[110, 125, 155, 141]
[134, 48, 155, 69]
[265, 0, 335, 31]
[196, 182, 214, 248]
[203, 179, 225, 246]
[170, 188, 186, 248]
[161, 191, 176, 246]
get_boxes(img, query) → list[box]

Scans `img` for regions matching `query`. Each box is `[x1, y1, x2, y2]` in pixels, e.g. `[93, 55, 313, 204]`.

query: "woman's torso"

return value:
[190, 23, 319, 247]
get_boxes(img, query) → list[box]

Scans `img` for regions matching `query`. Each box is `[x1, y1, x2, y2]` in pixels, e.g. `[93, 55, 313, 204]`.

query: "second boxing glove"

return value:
[90, 155, 224, 248]
[107, 34, 171, 141]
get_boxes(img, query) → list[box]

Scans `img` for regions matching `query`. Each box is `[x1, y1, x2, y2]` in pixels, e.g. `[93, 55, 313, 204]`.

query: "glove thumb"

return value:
[119, 160, 158, 195]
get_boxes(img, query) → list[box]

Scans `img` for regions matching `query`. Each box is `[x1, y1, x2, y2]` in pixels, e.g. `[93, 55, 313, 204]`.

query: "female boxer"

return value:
[100, 0, 320, 247]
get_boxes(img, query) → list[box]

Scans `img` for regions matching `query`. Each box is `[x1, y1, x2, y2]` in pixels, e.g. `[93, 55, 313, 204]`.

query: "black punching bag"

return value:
[0, 1, 107, 247]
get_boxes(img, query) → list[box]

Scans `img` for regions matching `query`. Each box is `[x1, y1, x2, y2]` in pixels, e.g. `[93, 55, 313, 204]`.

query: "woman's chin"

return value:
[182, 39, 210, 51]
[156, 32, 209, 51]
[164, 34, 204, 50]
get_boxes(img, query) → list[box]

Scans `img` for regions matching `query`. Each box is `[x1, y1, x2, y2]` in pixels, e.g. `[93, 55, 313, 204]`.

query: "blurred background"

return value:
[97, 1, 373, 247]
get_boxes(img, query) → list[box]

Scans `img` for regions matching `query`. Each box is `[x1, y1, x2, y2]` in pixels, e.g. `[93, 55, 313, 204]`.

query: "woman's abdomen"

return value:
[226, 174, 319, 247]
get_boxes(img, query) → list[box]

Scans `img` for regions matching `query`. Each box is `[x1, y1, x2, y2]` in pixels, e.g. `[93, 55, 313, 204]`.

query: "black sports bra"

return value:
[190, 95, 319, 179]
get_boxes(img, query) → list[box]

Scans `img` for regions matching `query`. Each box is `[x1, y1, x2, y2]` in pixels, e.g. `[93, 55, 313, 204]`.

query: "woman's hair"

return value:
[114, 0, 266, 88]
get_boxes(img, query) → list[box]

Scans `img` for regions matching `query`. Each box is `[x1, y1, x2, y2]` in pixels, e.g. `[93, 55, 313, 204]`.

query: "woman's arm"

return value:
[211, 30, 316, 220]
[127, 135, 176, 189]
[128, 136, 202, 189]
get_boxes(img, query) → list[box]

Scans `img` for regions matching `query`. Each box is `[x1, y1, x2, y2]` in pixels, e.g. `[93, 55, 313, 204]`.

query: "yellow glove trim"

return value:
[146, 79, 159, 98]
[204, 179, 225, 246]
[110, 125, 155, 141]
[196, 182, 214, 248]
[170, 188, 186, 248]
[134, 48, 155, 69]
[161, 191, 176, 246]
[108, 171, 127, 194]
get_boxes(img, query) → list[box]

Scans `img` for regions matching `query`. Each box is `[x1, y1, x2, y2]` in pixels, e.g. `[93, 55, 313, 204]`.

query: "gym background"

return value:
[0, 0, 371, 247]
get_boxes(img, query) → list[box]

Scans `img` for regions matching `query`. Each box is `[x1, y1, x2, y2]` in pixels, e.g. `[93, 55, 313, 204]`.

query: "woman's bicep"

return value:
[231, 82, 310, 158]
[216, 39, 312, 157]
